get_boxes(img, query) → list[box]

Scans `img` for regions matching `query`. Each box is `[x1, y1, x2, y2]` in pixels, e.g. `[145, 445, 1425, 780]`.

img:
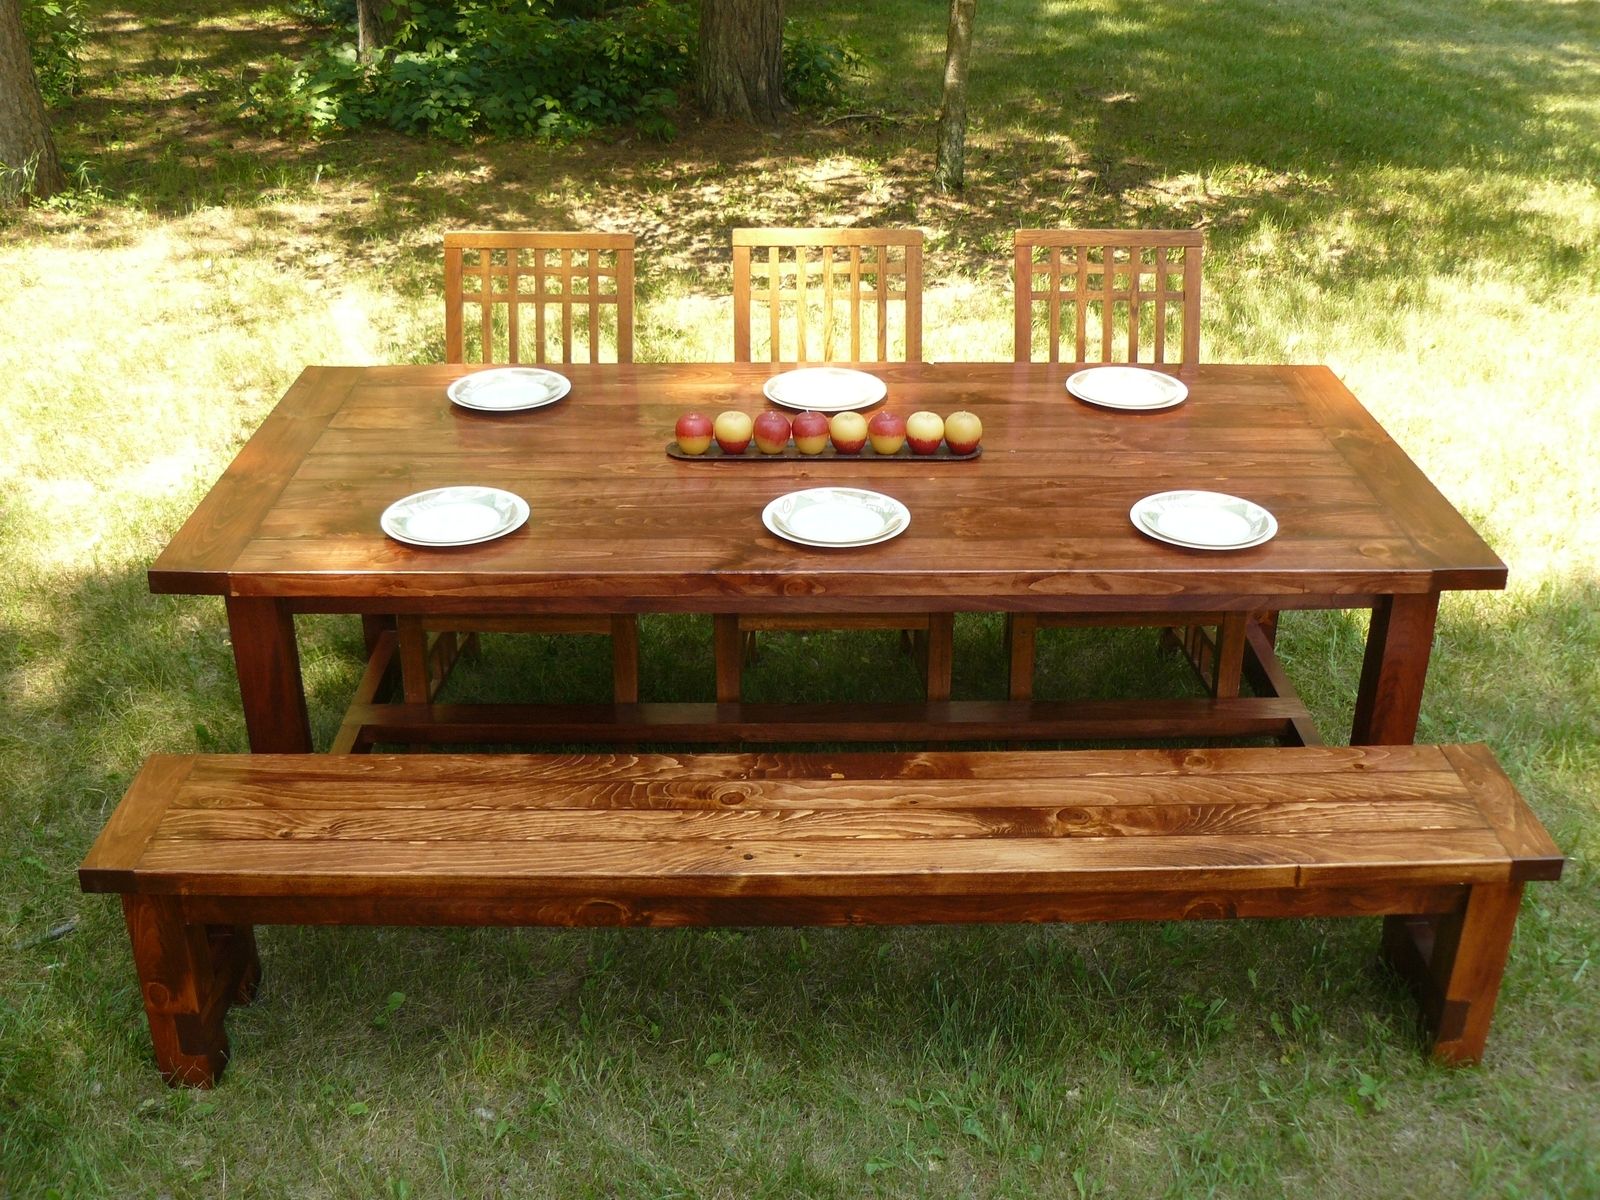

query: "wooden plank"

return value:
[334, 696, 1313, 745]
[79, 756, 196, 891]
[181, 882, 1472, 930]
[1442, 744, 1565, 881]
[126, 826, 1516, 898]
[153, 792, 1489, 843]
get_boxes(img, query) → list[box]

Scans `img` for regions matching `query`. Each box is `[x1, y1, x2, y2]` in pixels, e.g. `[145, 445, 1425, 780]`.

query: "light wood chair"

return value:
[1007, 229, 1246, 702]
[393, 231, 640, 712]
[1014, 228, 1200, 371]
[717, 227, 949, 703]
[732, 227, 923, 364]
[445, 230, 634, 365]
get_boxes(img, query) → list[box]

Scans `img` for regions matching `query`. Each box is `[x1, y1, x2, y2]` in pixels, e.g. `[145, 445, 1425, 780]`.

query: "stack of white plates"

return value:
[762, 367, 887, 413]
[762, 487, 909, 548]
[1130, 490, 1277, 550]
[381, 486, 529, 547]
[447, 367, 571, 412]
[1066, 366, 1187, 411]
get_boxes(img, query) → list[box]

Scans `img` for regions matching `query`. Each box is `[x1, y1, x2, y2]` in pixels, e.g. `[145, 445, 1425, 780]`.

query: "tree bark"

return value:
[356, 0, 390, 63]
[933, 0, 978, 192]
[697, 0, 785, 123]
[0, 0, 66, 204]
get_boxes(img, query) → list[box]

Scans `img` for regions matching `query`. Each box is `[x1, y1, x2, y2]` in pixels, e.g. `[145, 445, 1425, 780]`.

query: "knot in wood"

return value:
[711, 783, 757, 806]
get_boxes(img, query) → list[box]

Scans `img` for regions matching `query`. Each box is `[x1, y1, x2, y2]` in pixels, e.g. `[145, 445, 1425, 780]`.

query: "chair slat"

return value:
[443, 230, 635, 366]
[732, 228, 923, 364]
[1014, 228, 1202, 372]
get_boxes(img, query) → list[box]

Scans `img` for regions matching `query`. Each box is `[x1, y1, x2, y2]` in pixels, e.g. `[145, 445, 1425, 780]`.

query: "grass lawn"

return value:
[2, 0, 1597, 1195]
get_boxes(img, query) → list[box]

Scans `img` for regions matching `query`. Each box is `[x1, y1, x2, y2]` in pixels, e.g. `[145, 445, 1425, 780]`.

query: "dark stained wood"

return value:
[1352, 592, 1440, 745]
[146, 362, 1505, 749]
[225, 598, 311, 753]
[83, 744, 1562, 1082]
[334, 695, 1314, 746]
[1241, 619, 1323, 747]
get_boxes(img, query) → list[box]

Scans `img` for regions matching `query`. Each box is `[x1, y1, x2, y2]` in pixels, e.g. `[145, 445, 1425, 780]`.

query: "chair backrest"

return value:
[444, 230, 635, 365]
[732, 228, 923, 363]
[1014, 229, 1201, 369]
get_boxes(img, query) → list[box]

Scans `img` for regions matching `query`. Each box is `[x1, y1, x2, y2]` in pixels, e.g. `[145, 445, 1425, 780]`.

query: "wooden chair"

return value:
[1014, 227, 1199, 371]
[444, 230, 635, 365]
[394, 231, 640, 712]
[717, 227, 949, 702]
[1007, 229, 1245, 701]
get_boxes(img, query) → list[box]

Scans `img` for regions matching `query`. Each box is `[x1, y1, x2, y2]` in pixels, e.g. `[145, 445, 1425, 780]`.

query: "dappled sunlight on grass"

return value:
[3, 0, 1598, 1192]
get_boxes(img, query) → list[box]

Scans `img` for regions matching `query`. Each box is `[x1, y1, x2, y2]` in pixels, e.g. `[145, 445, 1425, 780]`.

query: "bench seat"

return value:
[80, 744, 1563, 1086]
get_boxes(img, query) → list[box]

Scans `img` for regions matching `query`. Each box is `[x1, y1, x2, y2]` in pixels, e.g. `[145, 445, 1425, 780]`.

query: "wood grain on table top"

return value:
[149, 362, 1506, 606]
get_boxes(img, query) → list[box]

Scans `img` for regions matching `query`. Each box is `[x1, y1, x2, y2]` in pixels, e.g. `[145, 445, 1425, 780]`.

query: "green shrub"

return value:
[22, 0, 86, 107]
[246, 0, 694, 141]
[244, 0, 862, 141]
[784, 20, 862, 110]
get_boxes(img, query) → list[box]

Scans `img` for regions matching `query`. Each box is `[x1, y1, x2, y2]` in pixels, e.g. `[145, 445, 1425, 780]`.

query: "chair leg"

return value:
[396, 616, 431, 704]
[610, 615, 640, 704]
[924, 613, 954, 702]
[713, 615, 743, 703]
[1212, 613, 1248, 698]
[1007, 614, 1038, 701]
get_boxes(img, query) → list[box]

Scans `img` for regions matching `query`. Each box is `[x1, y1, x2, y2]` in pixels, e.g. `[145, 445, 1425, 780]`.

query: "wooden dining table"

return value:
[149, 361, 1506, 753]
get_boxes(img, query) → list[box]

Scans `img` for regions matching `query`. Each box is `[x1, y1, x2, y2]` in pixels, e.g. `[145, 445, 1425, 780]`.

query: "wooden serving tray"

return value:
[667, 442, 982, 462]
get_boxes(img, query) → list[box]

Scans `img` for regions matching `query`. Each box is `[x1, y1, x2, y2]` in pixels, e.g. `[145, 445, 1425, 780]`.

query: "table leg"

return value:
[1351, 592, 1439, 746]
[226, 597, 312, 752]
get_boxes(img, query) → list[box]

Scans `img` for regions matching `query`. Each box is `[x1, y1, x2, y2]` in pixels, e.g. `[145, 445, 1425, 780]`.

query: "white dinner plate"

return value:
[447, 367, 571, 412]
[381, 486, 530, 547]
[1130, 490, 1277, 550]
[1066, 366, 1188, 411]
[762, 367, 888, 413]
[762, 487, 909, 548]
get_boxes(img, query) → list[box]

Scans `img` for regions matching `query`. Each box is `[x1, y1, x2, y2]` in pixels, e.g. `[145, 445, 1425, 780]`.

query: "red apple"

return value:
[791, 410, 831, 455]
[713, 410, 754, 454]
[867, 410, 907, 455]
[905, 410, 945, 455]
[753, 410, 792, 455]
[675, 411, 713, 455]
[943, 410, 983, 455]
[829, 411, 869, 455]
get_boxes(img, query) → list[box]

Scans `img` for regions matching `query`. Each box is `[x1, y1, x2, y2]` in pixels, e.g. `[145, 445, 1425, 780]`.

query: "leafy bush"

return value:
[246, 0, 694, 141]
[244, 0, 862, 142]
[23, 0, 87, 107]
[784, 20, 862, 110]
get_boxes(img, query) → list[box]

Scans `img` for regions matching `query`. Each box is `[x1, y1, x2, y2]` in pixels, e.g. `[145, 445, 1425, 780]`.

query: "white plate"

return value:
[1130, 490, 1277, 550]
[762, 367, 888, 413]
[381, 486, 530, 547]
[447, 367, 571, 412]
[762, 487, 909, 548]
[1066, 366, 1188, 411]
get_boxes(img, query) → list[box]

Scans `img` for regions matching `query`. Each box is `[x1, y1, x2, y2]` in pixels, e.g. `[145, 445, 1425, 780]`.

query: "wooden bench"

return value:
[79, 745, 1563, 1087]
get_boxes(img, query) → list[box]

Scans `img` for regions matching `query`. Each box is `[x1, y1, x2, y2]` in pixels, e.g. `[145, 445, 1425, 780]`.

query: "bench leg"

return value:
[1381, 882, 1525, 1065]
[122, 895, 259, 1088]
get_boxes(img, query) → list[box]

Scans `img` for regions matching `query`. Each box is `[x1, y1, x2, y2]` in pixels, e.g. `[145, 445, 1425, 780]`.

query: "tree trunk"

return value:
[697, 0, 785, 123]
[933, 0, 978, 192]
[0, 0, 66, 204]
[356, 0, 389, 63]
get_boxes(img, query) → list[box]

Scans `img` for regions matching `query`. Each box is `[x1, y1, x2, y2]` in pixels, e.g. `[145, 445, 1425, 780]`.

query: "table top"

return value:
[149, 362, 1506, 613]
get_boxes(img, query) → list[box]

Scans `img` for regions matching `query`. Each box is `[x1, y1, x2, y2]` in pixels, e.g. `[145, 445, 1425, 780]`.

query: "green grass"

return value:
[3, 0, 1598, 1194]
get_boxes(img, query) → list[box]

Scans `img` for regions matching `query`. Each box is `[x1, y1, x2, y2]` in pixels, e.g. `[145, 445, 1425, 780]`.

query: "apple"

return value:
[713, 410, 754, 454]
[943, 410, 983, 455]
[753, 410, 792, 455]
[791, 410, 831, 455]
[906, 410, 945, 455]
[675, 411, 713, 455]
[867, 410, 907, 455]
[829, 411, 869, 455]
